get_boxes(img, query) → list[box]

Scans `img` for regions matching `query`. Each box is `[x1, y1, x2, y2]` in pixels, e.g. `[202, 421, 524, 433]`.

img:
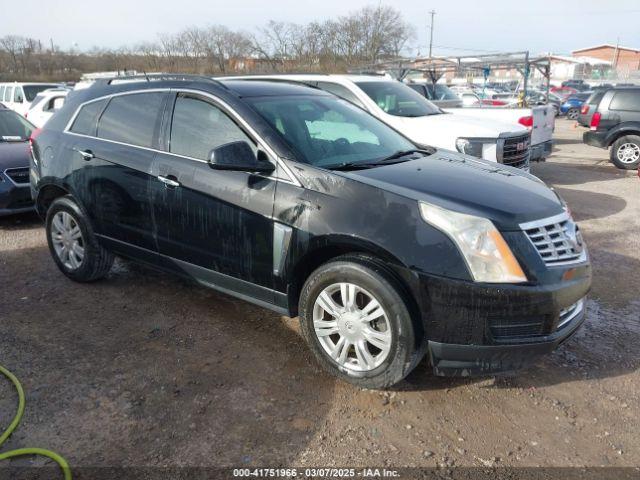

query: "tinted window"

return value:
[23, 85, 59, 102]
[407, 84, 426, 96]
[4, 87, 13, 102]
[316, 82, 366, 109]
[425, 84, 459, 101]
[248, 95, 415, 168]
[97, 93, 165, 148]
[170, 94, 255, 160]
[0, 111, 34, 140]
[70, 99, 107, 136]
[13, 87, 24, 103]
[355, 81, 441, 117]
[586, 90, 606, 106]
[609, 90, 640, 112]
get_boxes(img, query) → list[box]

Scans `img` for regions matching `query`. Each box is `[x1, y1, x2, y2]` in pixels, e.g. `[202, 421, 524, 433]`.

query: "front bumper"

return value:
[429, 298, 585, 376]
[530, 140, 553, 161]
[414, 260, 591, 376]
[0, 171, 34, 216]
[583, 130, 608, 149]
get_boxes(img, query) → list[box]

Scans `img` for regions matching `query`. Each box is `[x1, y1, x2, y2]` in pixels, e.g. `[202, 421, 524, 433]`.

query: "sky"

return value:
[6, 0, 640, 56]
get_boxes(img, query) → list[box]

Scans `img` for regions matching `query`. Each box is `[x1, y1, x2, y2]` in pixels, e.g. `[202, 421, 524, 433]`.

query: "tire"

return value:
[610, 135, 640, 170]
[299, 255, 423, 389]
[45, 196, 114, 282]
[567, 108, 579, 120]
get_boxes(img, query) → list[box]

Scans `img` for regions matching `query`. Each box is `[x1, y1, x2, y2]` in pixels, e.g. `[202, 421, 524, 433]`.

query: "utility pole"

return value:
[428, 10, 436, 59]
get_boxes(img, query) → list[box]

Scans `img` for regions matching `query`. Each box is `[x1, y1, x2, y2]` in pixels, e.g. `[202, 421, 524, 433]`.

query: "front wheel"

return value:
[46, 196, 114, 282]
[610, 135, 640, 170]
[299, 255, 423, 389]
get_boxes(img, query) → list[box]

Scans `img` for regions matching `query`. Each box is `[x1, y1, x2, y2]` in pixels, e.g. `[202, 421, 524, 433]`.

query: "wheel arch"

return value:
[605, 126, 640, 147]
[286, 235, 422, 327]
[35, 183, 70, 217]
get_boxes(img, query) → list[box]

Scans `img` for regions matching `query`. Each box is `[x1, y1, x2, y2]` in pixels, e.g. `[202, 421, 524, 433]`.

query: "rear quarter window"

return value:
[69, 99, 108, 136]
[609, 90, 640, 112]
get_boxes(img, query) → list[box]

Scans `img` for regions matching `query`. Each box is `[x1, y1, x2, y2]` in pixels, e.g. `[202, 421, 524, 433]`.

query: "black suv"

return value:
[31, 76, 591, 388]
[583, 86, 640, 169]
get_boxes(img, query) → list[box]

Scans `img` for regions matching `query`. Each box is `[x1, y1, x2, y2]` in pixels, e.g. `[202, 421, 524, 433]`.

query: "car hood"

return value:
[0, 141, 31, 170]
[388, 112, 526, 138]
[341, 150, 564, 230]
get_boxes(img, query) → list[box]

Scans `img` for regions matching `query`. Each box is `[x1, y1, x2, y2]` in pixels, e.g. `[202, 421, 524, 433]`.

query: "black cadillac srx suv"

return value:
[31, 75, 591, 388]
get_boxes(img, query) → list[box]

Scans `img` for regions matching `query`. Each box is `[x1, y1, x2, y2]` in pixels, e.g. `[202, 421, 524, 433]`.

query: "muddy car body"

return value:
[31, 76, 591, 388]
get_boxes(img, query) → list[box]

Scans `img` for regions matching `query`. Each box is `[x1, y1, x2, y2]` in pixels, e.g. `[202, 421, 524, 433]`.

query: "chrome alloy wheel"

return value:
[51, 211, 85, 270]
[617, 143, 640, 164]
[313, 282, 392, 372]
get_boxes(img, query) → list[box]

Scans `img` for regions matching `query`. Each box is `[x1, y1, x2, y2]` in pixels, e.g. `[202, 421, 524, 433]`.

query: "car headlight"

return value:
[419, 202, 527, 283]
[455, 138, 484, 158]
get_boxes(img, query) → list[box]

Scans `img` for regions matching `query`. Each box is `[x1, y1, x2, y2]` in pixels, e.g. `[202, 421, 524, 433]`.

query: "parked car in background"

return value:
[583, 87, 640, 169]
[562, 80, 591, 92]
[224, 74, 532, 169]
[444, 104, 556, 162]
[0, 105, 35, 215]
[551, 86, 578, 100]
[0, 82, 61, 116]
[32, 75, 591, 388]
[578, 89, 609, 127]
[560, 92, 592, 120]
[406, 82, 462, 108]
[26, 88, 69, 127]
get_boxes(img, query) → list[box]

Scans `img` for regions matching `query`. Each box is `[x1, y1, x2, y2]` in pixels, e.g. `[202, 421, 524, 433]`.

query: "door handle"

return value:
[157, 175, 180, 188]
[74, 148, 95, 161]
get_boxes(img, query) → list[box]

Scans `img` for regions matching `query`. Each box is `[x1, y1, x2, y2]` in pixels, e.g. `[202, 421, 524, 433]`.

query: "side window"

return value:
[169, 94, 256, 160]
[70, 99, 108, 136]
[316, 82, 366, 109]
[408, 84, 426, 97]
[14, 87, 24, 103]
[5, 87, 13, 103]
[97, 93, 165, 148]
[0, 87, 5, 101]
[609, 91, 640, 112]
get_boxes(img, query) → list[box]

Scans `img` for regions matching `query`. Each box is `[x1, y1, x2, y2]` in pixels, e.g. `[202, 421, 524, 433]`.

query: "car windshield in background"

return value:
[355, 81, 442, 117]
[425, 84, 459, 101]
[247, 95, 416, 168]
[23, 85, 59, 102]
[0, 110, 34, 140]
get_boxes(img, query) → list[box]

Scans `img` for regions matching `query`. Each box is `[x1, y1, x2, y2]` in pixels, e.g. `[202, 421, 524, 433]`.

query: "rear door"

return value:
[66, 91, 169, 254]
[606, 89, 640, 128]
[150, 91, 277, 294]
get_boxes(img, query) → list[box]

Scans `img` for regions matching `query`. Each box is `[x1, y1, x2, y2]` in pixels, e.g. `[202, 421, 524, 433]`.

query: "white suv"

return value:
[0, 82, 61, 117]
[223, 74, 531, 170]
[25, 88, 69, 127]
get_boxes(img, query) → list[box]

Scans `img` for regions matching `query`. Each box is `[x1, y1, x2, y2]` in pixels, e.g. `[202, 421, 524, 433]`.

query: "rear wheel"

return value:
[299, 255, 423, 389]
[567, 108, 579, 120]
[46, 196, 114, 282]
[610, 135, 640, 170]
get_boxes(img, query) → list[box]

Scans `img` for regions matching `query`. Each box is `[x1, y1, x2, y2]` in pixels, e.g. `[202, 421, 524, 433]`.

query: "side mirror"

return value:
[208, 141, 275, 173]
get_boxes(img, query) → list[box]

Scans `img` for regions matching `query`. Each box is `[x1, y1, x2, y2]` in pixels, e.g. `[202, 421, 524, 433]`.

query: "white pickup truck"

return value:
[223, 74, 536, 170]
[444, 105, 555, 162]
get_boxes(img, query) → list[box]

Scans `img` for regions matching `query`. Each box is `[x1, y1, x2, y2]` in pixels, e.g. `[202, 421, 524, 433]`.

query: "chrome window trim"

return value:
[63, 87, 301, 187]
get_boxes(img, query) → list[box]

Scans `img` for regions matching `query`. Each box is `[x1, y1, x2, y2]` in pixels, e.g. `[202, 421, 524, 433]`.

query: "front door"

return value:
[150, 92, 277, 296]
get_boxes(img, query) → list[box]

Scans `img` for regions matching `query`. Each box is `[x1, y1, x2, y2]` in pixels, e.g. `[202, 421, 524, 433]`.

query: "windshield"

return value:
[247, 95, 416, 168]
[0, 111, 34, 141]
[355, 81, 442, 117]
[23, 85, 59, 102]
[425, 84, 459, 101]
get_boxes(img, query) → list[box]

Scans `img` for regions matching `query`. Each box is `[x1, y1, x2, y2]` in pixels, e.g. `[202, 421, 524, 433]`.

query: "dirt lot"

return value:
[1, 119, 639, 475]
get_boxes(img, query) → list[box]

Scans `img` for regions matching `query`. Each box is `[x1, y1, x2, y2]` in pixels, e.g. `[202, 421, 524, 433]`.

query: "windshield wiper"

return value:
[376, 149, 432, 163]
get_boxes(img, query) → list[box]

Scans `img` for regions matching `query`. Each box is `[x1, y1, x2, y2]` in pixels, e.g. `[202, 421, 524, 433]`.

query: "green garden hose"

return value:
[0, 364, 71, 480]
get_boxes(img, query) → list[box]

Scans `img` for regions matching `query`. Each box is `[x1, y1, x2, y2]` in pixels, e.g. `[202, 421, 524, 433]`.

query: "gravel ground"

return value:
[0, 119, 639, 475]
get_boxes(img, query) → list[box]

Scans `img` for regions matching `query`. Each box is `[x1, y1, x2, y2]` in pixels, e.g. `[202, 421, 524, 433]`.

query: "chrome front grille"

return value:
[500, 134, 531, 169]
[4, 167, 30, 185]
[520, 212, 587, 266]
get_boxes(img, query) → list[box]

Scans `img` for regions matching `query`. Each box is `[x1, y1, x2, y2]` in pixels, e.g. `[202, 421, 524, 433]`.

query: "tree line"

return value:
[0, 5, 414, 82]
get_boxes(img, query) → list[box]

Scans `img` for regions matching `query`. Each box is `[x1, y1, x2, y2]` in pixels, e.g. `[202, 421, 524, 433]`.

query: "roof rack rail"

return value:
[92, 73, 228, 89]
